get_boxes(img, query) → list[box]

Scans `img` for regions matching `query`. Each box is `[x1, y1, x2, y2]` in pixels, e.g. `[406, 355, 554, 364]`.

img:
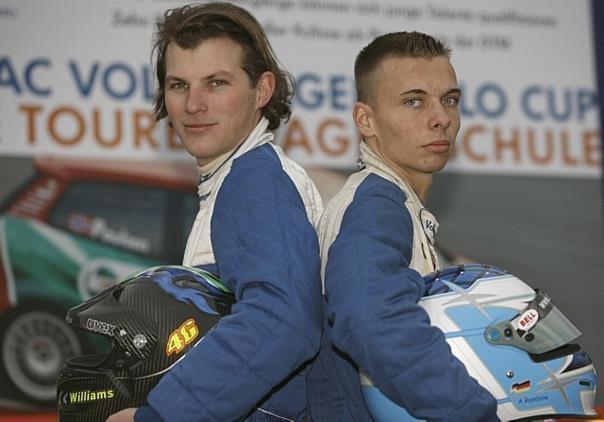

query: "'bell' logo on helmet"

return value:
[517, 309, 539, 331]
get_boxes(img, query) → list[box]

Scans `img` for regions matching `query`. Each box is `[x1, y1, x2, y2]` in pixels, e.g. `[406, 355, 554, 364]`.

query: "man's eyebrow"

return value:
[399, 89, 427, 96]
[445, 88, 462, 96]
[399, 88, 462, 96]
[203, 70, 235, 80]
[165, 70, 236, 81]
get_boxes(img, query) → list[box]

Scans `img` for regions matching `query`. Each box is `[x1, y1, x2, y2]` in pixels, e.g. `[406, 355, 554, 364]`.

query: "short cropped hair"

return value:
[354, 31, 451, 103]
[152, 2, 293, 130]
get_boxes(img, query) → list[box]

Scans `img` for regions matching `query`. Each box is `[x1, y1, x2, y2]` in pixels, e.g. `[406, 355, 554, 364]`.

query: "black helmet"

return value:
[57, 265, 234, 421]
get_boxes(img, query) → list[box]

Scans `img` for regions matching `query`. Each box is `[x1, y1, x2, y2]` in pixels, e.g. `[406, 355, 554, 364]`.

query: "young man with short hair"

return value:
[309, 32, 499, 421]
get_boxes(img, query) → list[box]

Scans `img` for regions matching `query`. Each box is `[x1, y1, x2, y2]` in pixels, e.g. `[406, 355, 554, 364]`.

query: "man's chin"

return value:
[425, 159, 450, 174]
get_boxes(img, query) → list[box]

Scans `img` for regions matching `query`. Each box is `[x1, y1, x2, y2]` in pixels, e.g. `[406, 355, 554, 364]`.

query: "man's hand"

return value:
[106, 407, 137, 422]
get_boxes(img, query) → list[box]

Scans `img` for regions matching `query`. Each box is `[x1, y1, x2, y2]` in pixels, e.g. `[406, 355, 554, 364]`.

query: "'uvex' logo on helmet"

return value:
[85, 318, 116, 336]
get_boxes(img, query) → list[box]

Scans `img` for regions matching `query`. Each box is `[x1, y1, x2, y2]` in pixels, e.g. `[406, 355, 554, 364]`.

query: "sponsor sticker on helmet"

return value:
[513, 309, 539, 332]
[66, 389, 115, 404]
[85, 318, 116, 336]
[511, 380, 531, 394]
[166, 318, 199, 356]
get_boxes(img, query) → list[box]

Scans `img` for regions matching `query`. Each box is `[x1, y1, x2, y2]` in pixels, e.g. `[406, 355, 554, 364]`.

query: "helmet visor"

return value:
[486, 290, 581, 355]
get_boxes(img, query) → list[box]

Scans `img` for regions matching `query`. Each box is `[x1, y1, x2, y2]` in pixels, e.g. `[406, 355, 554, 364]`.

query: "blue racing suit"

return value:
[308, 142, 498, 421]
[135, 118, 324, 421]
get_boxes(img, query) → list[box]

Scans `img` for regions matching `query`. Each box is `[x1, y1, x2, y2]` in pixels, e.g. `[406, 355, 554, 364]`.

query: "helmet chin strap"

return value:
[106, 368, 133, 400]
[102, 345, 143, 401]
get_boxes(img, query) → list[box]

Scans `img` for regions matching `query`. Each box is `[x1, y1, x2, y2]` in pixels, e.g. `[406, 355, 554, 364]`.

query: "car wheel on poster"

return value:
[0, 304, 84, 406]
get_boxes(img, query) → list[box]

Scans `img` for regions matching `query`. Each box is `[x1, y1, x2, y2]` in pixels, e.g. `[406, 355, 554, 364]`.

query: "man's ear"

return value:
[255, 71, 275, 109]
[353, 101, 375, 139]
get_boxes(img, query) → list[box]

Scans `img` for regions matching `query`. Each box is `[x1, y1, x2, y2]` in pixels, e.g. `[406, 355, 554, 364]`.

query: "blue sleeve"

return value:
[325, 175, 497, 421]
[142, 151, 322, 421]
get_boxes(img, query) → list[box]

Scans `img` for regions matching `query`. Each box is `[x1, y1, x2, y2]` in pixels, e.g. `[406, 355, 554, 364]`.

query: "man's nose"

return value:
[185, 86, 208, 114]
[429, 102, 452, 130]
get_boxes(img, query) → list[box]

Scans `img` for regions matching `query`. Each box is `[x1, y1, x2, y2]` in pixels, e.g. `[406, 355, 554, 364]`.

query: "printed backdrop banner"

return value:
[0, 0, 601, 177]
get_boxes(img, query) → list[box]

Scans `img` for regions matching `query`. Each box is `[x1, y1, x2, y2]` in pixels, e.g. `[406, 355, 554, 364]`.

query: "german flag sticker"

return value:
[512, 380, 531, 394]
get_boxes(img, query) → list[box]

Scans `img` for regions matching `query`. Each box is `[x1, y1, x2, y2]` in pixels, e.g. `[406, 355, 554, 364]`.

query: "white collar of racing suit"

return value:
[196, 117, 273, 188]
[358, 140, 440, 247]
[358, 140, 426, 208]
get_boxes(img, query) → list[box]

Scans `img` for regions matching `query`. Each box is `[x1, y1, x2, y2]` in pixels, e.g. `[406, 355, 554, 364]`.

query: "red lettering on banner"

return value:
[133, 110, 158, 149]
[453, 125, 601, 169]
[19, 104, 43, 144]
[527, 127, 554, 165]
[460, 125, 487, 162]
[17, 103, 182, 151]
[48, 106, 85, 145]
[560, 130, 578, 166]
[282, 117, 312, 155]
[583, 130, 600, 166]
[317, 118, 350, 156]
[494, 127, 521, 162]
[93, 109, 121, 148]
[282, 116, 361, 158]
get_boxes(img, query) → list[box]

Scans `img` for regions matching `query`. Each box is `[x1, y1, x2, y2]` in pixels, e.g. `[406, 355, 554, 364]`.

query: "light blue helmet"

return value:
[361, 264, 598, 421]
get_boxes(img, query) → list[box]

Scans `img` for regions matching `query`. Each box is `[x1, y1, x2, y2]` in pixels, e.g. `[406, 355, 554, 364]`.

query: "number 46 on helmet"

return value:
[56, 265, 235, 422]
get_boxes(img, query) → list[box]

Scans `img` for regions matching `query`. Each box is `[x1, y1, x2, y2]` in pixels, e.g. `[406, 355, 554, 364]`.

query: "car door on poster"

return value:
[0, 158, 197, 406]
